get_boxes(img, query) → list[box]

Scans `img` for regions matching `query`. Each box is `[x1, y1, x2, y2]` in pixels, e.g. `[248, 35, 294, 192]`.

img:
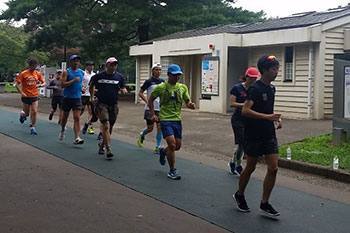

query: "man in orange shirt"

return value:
[15, 58, 46, 135]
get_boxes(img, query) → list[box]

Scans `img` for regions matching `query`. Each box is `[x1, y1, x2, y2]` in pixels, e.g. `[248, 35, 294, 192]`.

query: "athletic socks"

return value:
[156, 131, 163, 148]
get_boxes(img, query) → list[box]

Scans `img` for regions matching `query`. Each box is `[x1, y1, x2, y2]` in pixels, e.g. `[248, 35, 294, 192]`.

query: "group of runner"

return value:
[15, 54, 282, 217]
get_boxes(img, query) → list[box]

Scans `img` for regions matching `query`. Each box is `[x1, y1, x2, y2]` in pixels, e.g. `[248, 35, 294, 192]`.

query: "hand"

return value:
[267, 113, 281, 121]
[21, 92, 27, 97]
[188, 102, 196, 110]
[274, 118, 282, 129]
[151, 114, 159, 123]
[74, 77, 81, 82]
[82, 87, 86, 93]
[54, 85, 59, 89]
[120, 88, 127, 94]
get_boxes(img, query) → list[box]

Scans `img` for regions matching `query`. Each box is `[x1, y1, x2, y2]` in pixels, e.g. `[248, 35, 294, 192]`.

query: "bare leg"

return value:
[72, 110, 81, 138]
[30, 101, 38, 127]
[101, 122, 111, 147]
[61, 111, 70, 131]
[238, 156, 258, 195]
[262, 154, 279, 203]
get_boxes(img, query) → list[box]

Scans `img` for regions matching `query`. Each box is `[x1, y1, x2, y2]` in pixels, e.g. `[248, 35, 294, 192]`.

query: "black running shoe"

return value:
[259, 202, 280, 217]
[233, 191, 250, 212]
[49, 112, 53, 121]
[82, 123, 89, 134]
[106, 148, 114, 159]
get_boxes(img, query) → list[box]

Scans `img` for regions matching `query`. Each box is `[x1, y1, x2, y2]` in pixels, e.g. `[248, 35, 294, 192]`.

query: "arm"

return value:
[138, 89, 148, 104]
[242, 100, 280, 121]
[60, 70, 79, 88]
[148, 95, 158, 122]
[230, 95, 244, 108]
[15, 80, 26, 97]
[184, 99, 196, 110]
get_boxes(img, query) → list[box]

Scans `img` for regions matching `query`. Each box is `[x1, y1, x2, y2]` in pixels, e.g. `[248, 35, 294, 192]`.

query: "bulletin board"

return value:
[201, 56, 219, 98]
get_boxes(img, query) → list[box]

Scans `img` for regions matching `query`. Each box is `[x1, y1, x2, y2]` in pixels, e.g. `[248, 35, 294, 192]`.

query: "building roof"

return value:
[140, 5, 350, 45]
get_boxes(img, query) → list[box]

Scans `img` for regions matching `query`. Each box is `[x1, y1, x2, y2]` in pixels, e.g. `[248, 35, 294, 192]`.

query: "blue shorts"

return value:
[160, 121, 182, 139]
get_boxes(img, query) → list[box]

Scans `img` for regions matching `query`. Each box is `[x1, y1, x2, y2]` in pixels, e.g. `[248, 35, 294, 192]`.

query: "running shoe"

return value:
[82, 123, 89, 134]
[158, 147, 166, 166]
[228, 162, 236, 175]
[259, 202, 280, 217]
[98, 141, 105, 154]
[49, 113, 53, 121]
[73, 137, 84, 145]
[168, 168, 181, 180]
[19, 113, 26, 124]
[153, 146, 160, 154]
[137, 132, 144, 147]
[87, 126, 95, 134]
[233, 191, 250, 212]
[106, 148, 114, 159]
[30, 127, 38, 135]
[59, 131, 65, 140]
[236, 165, 243, 175]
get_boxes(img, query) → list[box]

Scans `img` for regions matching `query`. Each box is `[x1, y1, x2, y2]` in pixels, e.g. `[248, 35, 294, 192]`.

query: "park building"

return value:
[130, 5, 350, 119]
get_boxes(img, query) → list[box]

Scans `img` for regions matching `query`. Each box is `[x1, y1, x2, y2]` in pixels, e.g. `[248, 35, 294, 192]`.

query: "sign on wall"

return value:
[345, 66, 350, 118]
[201, 56, 219, 97]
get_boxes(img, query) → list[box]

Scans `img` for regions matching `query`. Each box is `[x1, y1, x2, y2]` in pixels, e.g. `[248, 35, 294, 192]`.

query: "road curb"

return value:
[278, 158, 350, 183]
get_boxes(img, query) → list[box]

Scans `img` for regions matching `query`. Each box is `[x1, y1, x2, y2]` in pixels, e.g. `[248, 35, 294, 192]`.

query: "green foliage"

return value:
[280, 134, 350, 171]
[1, 0, 265, 79]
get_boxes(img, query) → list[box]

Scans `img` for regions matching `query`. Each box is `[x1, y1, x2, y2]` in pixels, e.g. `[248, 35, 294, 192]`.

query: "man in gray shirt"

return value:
[47, 70, 64, 124]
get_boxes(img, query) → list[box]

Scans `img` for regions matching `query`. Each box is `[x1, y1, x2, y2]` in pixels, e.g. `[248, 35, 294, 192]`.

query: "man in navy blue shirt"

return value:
[137, 63, 165, 153]
[233, 55, 282, 218]
[89, 57, 127, 159]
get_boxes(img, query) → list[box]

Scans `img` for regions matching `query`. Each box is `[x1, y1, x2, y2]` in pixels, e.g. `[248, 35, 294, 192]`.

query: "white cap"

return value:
[106, 57, 118, 64]
[151, 63, 162, 70]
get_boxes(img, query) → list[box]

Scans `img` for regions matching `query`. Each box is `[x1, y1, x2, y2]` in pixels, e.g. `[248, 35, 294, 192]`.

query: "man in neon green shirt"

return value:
[148, 64, 195, 180]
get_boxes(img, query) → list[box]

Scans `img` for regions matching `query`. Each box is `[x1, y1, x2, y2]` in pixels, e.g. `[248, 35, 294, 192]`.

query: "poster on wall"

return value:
[344, 66, 350, 118]
[201, 56, 219, 97]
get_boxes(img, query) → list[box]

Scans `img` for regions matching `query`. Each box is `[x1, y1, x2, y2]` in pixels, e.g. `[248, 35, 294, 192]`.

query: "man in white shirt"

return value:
[81, 60, 96, 134]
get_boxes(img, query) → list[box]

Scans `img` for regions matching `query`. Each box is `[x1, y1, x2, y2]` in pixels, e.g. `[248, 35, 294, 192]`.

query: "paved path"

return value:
[0, 108, 349, 233]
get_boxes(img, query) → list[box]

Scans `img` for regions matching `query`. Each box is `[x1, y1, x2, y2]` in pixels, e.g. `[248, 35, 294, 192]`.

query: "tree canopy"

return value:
[1, 0, 265, 79]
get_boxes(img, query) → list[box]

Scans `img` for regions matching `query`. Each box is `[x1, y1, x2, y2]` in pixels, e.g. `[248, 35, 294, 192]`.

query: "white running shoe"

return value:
[59, 131, 65, 141]
[73, 137, 84, 145]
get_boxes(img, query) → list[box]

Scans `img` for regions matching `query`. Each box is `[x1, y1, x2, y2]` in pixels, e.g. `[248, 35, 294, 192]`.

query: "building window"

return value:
[284, 46, 294, 82]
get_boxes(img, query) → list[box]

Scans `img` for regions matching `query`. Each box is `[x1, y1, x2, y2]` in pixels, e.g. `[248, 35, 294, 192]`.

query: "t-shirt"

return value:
[63, 68, 84, 98]
[140, 77, 165, 111]
[90, 71, 126, 105]
[16, 69, 45, 97]
[81, 70, 95, 97]
[151, 82, 190, 121]
[230, 83, 247, 121]
[47, 79, 63, 97]
[245, 80, 276, 140]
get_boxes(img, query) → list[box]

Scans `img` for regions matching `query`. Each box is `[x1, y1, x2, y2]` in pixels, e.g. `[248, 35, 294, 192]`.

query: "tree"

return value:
[0, 23, 50, 79]
[1, 0, 265, 79]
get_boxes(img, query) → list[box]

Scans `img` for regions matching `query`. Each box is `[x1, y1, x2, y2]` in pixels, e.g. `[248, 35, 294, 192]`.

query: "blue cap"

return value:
[167, 64, 183, 75]
[69, 54, 81, 61]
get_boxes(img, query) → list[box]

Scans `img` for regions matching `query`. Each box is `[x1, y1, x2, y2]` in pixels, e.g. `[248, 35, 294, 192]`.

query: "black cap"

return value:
[85, 60, 94, 66]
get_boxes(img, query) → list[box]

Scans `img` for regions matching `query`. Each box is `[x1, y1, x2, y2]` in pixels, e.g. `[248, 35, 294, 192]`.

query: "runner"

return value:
[47, 70, 64, 124]
[59, 54, 84, 144]
[81, 60, 96, 134]
[233, 55, 282, 217]
[15, 58, 46, 135]
[137, 63, 165, 153]
[228, 67, 259, 175]
[89, 57, 127, 159]
[148, 64, 196, 180]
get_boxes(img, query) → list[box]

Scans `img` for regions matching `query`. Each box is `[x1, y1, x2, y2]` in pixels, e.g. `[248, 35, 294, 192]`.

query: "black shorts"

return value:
[51, 96, 63, 110]
[231, 116, 245, 145]
[144, 110, 160, 125]
[21, 97, 39, 105]
[244, 137, 279, 157]
[62, 98, 82, 112]
[81, 96, 91, 106]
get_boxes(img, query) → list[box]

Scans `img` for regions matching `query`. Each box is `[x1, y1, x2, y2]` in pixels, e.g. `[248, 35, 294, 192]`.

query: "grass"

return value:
[279, 134, 350, 171]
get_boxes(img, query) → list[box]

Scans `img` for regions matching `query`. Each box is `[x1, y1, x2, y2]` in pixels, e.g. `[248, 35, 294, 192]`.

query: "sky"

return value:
[0, 0, 349, 18]
[233, 0, 350, 18]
